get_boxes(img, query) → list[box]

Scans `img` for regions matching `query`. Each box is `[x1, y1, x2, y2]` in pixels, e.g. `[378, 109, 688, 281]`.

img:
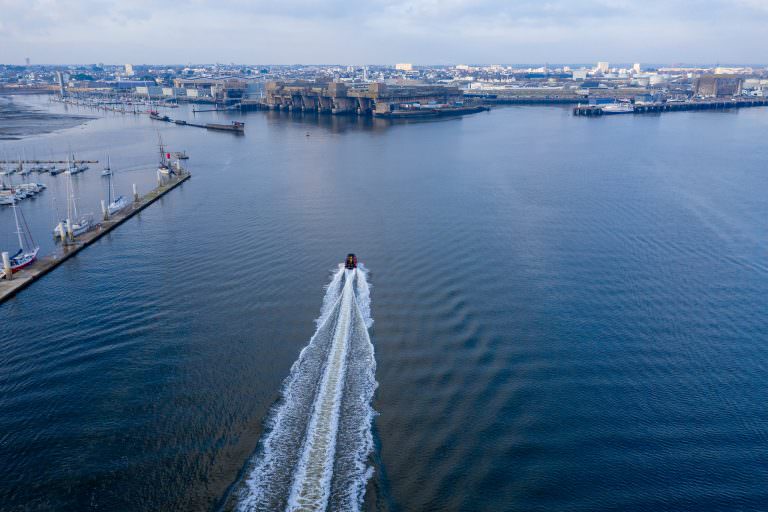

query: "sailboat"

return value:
[2, 198, 39, 277]
[64, 154, 88, 175]
[157, 136, 173, 176]
[49, 163, 64, 176]
[101, 154, 112, 176]
[3, 159, 17, 175]
[53, 161, 93, 240]
[106, 163, 127, 216]
[19, 158, 33, 176]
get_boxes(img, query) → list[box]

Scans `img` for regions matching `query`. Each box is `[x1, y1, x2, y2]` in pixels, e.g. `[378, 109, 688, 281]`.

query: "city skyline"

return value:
[1, 0, 767, 65]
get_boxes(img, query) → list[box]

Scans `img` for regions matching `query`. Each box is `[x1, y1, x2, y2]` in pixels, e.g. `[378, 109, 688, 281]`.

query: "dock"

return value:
[149, 112, 245, 133]
[0, 170, 191, 304]
[573, 98, 768, 116]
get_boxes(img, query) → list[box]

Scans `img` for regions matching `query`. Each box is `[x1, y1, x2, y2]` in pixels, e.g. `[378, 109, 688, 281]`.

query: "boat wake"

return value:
[236, 266, 376, 511]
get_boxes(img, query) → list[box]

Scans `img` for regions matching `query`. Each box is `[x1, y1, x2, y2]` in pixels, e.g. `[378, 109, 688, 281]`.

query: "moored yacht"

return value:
[105, 162, 128, 216]
[53, 165, 94, 240]
[2, 198, 39, 278]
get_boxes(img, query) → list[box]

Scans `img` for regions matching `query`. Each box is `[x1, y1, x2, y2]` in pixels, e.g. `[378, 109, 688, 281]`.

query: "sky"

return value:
[0, 0, 766, 65]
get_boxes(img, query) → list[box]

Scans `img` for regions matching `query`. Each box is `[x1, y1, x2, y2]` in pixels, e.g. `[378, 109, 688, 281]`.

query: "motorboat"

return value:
[602, 103, 634, 115]
[345, 253, 358, 269]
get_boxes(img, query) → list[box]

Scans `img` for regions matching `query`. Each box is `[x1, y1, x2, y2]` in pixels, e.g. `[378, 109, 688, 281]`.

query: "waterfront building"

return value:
[695, 74, 744, 97]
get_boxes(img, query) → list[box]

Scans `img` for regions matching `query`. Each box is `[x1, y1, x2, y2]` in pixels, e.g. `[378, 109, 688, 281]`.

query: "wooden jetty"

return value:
[574, 98, 768, 116]
[0, 170, 191, 304]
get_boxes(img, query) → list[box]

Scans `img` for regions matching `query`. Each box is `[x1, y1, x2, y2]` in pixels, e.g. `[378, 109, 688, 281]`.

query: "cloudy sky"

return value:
[0, 0, 766, 65]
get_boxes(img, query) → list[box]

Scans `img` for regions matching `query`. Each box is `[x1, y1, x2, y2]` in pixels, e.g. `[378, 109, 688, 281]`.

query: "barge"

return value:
[376, 105, 489, 119]
[205, 121, 245, 133]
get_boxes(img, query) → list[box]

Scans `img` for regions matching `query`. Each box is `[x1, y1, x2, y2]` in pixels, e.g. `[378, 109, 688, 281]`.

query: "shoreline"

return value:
[0, 95, 94, 140]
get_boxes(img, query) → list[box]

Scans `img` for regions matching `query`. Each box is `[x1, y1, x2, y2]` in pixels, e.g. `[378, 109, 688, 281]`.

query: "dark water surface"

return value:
[1, 97, 767, 511]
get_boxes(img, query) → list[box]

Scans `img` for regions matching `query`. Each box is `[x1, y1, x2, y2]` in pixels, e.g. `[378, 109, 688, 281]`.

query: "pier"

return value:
[573, 98, 768, 116]
[0, 170, 191, 304]
[149, 112, 245, 133]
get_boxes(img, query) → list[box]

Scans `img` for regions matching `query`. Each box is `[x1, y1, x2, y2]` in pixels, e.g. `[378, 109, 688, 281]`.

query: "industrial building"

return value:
[695, 75, 744, 97]
[172, 78, 248, 104]
[258, 81, 464, 115]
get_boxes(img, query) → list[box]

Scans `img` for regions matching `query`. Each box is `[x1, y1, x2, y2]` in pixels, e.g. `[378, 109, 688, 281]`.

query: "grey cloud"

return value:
[0, 0, 765, 64]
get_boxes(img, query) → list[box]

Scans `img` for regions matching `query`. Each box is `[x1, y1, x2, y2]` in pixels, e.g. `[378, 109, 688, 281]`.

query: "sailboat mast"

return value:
[66, 155, 73, 221]
[158, 135, 166, 166]
[12, 199, 24, 250]
[71, 176, 79, 219]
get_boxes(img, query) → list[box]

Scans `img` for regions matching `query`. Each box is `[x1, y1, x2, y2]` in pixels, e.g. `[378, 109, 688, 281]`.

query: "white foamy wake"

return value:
[354, 264, 373, 329]
[236, 266, 376, 512]
[316, 267, 345, 328]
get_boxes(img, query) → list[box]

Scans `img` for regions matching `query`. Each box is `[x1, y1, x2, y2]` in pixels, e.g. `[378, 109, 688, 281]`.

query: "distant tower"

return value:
[25, 57, 30, 66]
[363, 66, 368, 82]
[125, 63, 134, 77]
[632, 62, 641, 74]
[596, 61, 609, 73]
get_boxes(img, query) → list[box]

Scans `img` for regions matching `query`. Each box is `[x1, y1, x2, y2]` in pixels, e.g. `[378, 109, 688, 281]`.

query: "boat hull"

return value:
[108, 197, 128, 216]
[9, 248, 39, 273]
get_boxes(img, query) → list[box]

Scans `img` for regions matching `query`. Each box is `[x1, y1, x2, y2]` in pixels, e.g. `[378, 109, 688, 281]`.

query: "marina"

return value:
[50, 95, 180, 114]
[1, 158, 103, 204]
[0, 168, 190, 303]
